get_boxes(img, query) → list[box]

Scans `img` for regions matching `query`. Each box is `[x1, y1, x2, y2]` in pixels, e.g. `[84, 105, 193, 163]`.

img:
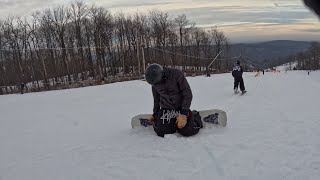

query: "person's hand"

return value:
[176, 111, 189, 129]
[148, 115, 155, 124]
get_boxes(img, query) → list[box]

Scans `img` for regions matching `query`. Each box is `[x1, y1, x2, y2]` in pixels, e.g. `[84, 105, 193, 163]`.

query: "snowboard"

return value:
[234, 90, 247, 95]
[241, 90, 247, 95]
[131, 109, 227, 129]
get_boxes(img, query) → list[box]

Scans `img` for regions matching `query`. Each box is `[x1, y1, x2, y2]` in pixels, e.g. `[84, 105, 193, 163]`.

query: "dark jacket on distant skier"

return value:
[232, 64, 243, 79]
[152, 68, 192, 115]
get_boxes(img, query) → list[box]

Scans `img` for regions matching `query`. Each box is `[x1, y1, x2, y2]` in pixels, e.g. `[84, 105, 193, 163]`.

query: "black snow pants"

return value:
[153, 109, 202, 137]
[234, 77, 245, 91]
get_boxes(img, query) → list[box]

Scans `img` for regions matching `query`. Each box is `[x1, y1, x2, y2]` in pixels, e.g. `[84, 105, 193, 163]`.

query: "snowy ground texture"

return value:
[1, 71, 320, 180]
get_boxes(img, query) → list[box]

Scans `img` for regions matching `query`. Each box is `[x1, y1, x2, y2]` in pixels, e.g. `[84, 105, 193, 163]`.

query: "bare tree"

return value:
[310, 42, 320, 70]
[52, 6, 72, 82]
[210, 27, 227, 71]
[70, 1, 89, 80]
[0, 3, 232, 94]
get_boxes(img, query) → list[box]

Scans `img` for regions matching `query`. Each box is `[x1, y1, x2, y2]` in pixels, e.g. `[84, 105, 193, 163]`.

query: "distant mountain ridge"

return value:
[229, 40, 311, 66]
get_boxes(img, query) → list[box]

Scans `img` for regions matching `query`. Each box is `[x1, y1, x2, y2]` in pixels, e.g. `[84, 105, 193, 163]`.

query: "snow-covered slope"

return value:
[275, 62, 298, 71]
[1, 71, 320, 180]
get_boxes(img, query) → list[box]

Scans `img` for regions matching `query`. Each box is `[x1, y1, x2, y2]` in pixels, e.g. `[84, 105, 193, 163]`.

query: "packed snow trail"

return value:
[1, 71, 320, 180]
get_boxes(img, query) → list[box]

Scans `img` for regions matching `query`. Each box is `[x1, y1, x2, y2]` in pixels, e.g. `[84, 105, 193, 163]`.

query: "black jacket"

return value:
[232, 65, 243, 78]
[152, 68, 193, 115]
[304, 0, 320, 17]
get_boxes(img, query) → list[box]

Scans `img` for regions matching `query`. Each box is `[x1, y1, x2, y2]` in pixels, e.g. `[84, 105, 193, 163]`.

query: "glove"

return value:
[176, 110, 189, 129]
[148, 115, 156, 124]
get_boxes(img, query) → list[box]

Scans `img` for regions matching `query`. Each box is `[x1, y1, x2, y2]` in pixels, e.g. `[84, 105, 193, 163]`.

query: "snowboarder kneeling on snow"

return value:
[232, 60, 246, 94]
[145, 63, 202, 137]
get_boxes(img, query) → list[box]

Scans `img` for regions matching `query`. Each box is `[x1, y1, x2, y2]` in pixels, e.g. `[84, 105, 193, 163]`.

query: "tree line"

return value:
[270, 42, 320, 70]
[0, 1, 231, 94]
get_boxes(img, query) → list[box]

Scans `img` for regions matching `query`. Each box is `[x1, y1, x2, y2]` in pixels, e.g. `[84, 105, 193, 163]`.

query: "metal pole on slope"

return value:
[205, 51, 223, 76]
[141, 45, 146, 73]
[207, 51, 223, 69]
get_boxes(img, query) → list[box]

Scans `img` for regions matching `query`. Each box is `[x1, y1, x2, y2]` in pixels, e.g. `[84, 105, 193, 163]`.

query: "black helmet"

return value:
[236, 60, 240, 65]
[145, 63, 164, 85]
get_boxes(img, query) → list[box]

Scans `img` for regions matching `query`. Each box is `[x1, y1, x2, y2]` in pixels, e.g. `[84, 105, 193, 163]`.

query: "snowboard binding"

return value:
[139, 118, 153, 127]
[203, 113, 219, 124]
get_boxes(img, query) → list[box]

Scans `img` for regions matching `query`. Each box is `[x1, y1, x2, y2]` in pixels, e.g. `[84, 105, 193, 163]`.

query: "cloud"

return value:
[0, 0, 319, 43]
[102, 1, 176, 9]
[0, 0, 70, 17]
[219, 20, 320, 43]
[300, 28, 320, 32]
[166, 4, 315, 26]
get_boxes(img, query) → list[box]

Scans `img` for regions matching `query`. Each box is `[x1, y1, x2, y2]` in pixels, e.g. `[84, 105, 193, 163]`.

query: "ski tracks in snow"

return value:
[1, 72, 320, 180]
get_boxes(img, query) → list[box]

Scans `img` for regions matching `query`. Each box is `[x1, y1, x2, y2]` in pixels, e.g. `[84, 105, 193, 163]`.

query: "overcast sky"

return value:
[0, 0, 319, 43]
